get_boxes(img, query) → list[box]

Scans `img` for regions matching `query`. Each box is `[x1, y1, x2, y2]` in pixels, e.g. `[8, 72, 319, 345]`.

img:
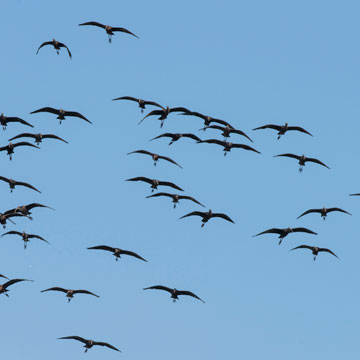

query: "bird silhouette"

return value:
[2, 231, 49, 249]
[9, 133, 68, 145]
[0, 113, 33, 130]
[140, 107, 191, 127]
[0, 176, 40, 193]
[180, 111, 234, 128]
[200, 125, 253, 142]
[150, 132, 201, 145]
[113, 96, 164, 113]
[36, 39, 72, 58]
[58, 336, 120, 353]
[273, 153, 329, 172]
[5, 203, 54, 220]
[179, 209, 234, 227]
[87, 245, 147, 262]
[41, 287, 99, 302]
[297, 207, 351, 220]
[126, 176, 184, 192]
[290, 245, 339, 261]
[146, 192, 204, 208]
[0, 212, 25, 229]
[143, 285, 205, 303]
[253, 227, 317, 245]
[198, 139, 260, 156]
[0, 279, 33, 297]
[127, 150, 182, 168]
[0, 142, 39, 160]
[253, 122, 313, 139]
[30, 107, 91, 124]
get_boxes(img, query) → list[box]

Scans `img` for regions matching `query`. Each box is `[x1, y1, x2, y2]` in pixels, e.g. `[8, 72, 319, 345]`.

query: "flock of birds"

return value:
[2, 16, 358, 357]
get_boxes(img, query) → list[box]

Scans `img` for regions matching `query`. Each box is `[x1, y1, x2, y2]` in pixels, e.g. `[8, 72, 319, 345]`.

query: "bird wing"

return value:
[139, 110, 163, 124]
[273, 153, 301, 160]
[177, 290, 205, 303]
[179, 211, 205, 219]
[12, 141, 40, 149]
[305, 157, 330, 169]
[13, 181, 41, 193]
[36, 41, 53, 54]
[178, 195, 205, 207]
[127, 149, 152, 157]
[93, 342, 121, 352]
[25, 203, 54, 211]
[87, 245, 115, 252]
[125, 176, 153, 184]
[79, 21, 106, 29]
[8, 133, 36, 141]
[199, 139, 226, 146]
[2, 278, 31, 289]
[28, 234, 47, 241]
[169, 107, 191, 114]
[30, 107, 59, 115]
[296, 209, 321, 219]
[143, 100, 164, 109]
[290, 245, 314, 252]
[287, 126, 313, 136]
[230, 129, 254, 142]
[58, 336, 88, 344]
[1, 230, 22, 237]
[0, 274, 8, 280]
[42, 134, 68, 143]
[146, 192, 173, 199]
[0, 176, 10, 184]
[318, 248, 339, 259]
[4, 117, 34, 128]
[327, 208, 351, 215]
[158, 181, 184, 191]
[253, 228, 283, 237]
[143, 285, 173, 293]
[57, 42, 72, 58]
[292, 227, 317, 235]
[150, 133, 175, 141]
[63, 111, 91, 123]
[212, 213, 235, 223]
[182, 133, 201, 141]
[157, 155, 182, 168]
[120, 250, 147, 262]
[253, 124, 282, 131]
[41, 287, 68, 293]
[350, 193, 360, 196]
[73, 289, 100, 297]
[230, 143, 261, 154]
[112, 27, 139, 38]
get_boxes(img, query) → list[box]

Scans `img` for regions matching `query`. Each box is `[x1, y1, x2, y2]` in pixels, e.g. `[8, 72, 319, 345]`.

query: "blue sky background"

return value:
[1, 0, 360, 358]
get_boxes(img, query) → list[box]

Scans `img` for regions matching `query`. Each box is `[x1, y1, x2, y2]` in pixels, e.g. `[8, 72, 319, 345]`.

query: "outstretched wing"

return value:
[112, 27, 139, 38]
[169, 107, 191, 114]
[1, 230, 22, 237]
[158, 181, 184, 191]
[287, 126, 313, 136]
[13, 181, 41, 193]
[73, 289, 100, 297]
[42, 134, 68, 143]
[157, 155, 182, 168]
[273, 153, 301, 160]
[150, 133, 175, 141]
[4, 117, 33, 128]
[2, 278, 32, 289]
[0, 176, 10, 184]
[290, 245, 314, 252]
[139, 110, 164, 124]
[253, 124, 282, 131]
[212, 213, 235, 223]
[296, 209, 321, 219]
[120, 250, 147, 262]
[93, 342, 121, 352]
[36, 41, 53, 54]
[12, 142, 40, 149]
[58, 336, 88, 344]
[87, 245, 115, 253]
[8, 133, 36, 141]
[177, 290, 205, 303]
[125, 176, 153, 185]
[179, 211, 205, 220]
[230, 129, 254, 142]
[30, 107, 59, 116]
[305, 157, 330, 169]
[79, 21, 106, 29]
[292, 227, 317, 235]
[230, 143, 261, 154]
[127, 149, 153, 157]
[63, 111, 91, 123]
[199, 139, 226, 146]
[58, 42, 72, 58]
[327, 207, 351, 216]
[41, 287, 68, 294]
[182, 133, 201, 141]
[143, 285, 173, 293]
[318, 248, 339, 259]
[146, 192, 173, 199]
[25, 203, 53, 211]
[178, 195, 205, 207]
[253, 228, 283, 237]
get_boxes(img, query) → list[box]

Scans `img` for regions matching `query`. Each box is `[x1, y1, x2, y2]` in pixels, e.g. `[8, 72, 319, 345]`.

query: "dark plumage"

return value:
[150, 132, 201, 145]
[200, 125, 253, 142]
[0, 142, 39, 160]
[0, 212, 24, 229]
[41, 287, 99, 302]
[0, 274, 8, 280]
[253, 122, 313, 139]
[9, 133, 68, 145]
[181, 111, 234, 128]
[143, 285, 205, 303]
[126, 176, 184, 192]
[253, 227, 317, 245]
[0, 176, 40, 193]
[290, 245, 339, 261]
[0, 113, 33, 130]
[36, 39, 72, 58]
[0, 279, 33, 297]
[140, 107, 191, 127]
[198, 139, 260, 156]
[146, 192, 205, 208]
[5, 203, 54, 220]
[273, 153, 330, 172]
[113, 96, 164, 113]
[79, 21, 139, 43]
[87, 245, 147, 262]
[2, 231, 49, 249]
[58, 336, 120, 353]
[297, 207, 351, 220]
[30, 107, 91, 124]
[127, 150, 182, 168]
[179, 209, 234, 227]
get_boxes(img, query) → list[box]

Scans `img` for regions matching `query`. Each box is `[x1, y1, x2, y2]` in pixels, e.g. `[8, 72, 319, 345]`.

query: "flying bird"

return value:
[36, 39, 72, 58]
[143, 285, 205, 303]
[2, 231, 49, 249]
[180, 111, 234, 128]
[140, 107, 191, 128]
[150, 132, 201, 145]
[297, 207, 351, 220]
[126, 176, 184, 192]
[113, 96, 164, 113]
[9, 133, 68, 145]
[30, 107, 91, 124]
[179, 209, 234, 227]
[58, 336, 120, 353]
[0, 176, 41, 193]
[0, 113, 33, 131]
[87, 245, 147, 262]
[273, 153, 329, 172]
[253, 227, 317, 245]
[290, 245, 339, 261]
[0, 212, 25, 229]
[0, 142, 39, 160]
[0, 279, 33, 297]
[127, 150, 182, 168]
[198, 139, 260, 156]
[200, 125, 253, 142]
[41, 287, 99, 302]
[146, 192, 205, 208]
[79, 21, 139, 42]
[253, 123, 313, 139]
[5, 203, 54, 220]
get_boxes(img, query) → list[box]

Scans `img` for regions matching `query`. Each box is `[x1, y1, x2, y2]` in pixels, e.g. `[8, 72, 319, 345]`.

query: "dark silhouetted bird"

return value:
[273, 153, 329, 172]
[179, 209, 234, 227]
[0, 279, 33, 297]
[58, 336, 120, 353]
[113, 96, 164, 113]
[0, 113, 33, 131]
[87, 245, 147, 262]
[140, 107, 190, 127]
[198, 139, 260, 156]
[200, 125, 253, 142]
[143, 285, 205, 303]
[0, 176, 41, 193]
[79, 21, 139, 42]
[253, 227, 317, 245]
[9, 133, 68, 145]
[0, 142, 39, 160]
[150, 132, 201, 145]
[297, 207, 351, 220]
[126, 176, 184, 192]
[41, 287, 99, 302]
[0, 212, 24, 229]
[36, 39, 72, 58]
[253, 123, 313, 139]
[30, 107, 91, 125]
[5, 203, 54, 220]
[290, 245, 339, 261]
[127, 150, 182, 168]
[180, 111, 234, 128]
[146, 192, 204, 208]
[2, 231, 49, 249]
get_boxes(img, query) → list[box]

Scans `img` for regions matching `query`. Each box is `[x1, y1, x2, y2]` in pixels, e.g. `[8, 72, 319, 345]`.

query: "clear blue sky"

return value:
[1, 0, 360, 358]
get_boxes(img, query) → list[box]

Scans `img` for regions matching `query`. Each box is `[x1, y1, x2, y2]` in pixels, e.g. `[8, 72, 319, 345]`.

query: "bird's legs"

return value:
[108, 34, 112, 43]
[278, 238, 283, 245]
[299, 165, 303, 173]
[23, 241, 27, 250]
[168, 141, 173, 145]
[4, 292, 9, 297]
[160, 120, 165, 128]
[9, 153, 12, 161]
[313, 255, 317, 261]
[2, 125, 6, 131]
[173, 201, 177, 209]
[56, 49, 59, 55]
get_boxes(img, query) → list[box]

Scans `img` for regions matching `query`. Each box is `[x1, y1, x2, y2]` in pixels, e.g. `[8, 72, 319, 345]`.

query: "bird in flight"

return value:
[290, 245, 339, 261]
[179, 209, 234, 227]
[200, 125, 253, 142]
[253, 123, 313, 140]
[126, 176, 184, 192]
[0, 176, 41, 193]
[113, 96, 164, 113]
[87, 245, 147, 262]
[253, 227, 317, 245]
[0, 113, 33, 131]
[150, 132, 201, 145]
[5, 203, 54, 220]
[0, 142, 39, 160]
[36, 39, 72, 58]
[0, 212, 25, 229]
[79, 21, 139, 42]
[180, 111, 234, 128]
[41, 287, 99, 302]
[140, 107, 191, 128]
[297, 207, 351, 220]
[146, 193, 205, 208]
[58, 336, 121, 353]
[198, 139, 260, 156]
[273, 153, 329, 172]
[2, 231, 49, 249]
[30, 107, 91, 125]
[143, 285, 205, 303]
[9, 133, 68, 145]
[0, 278, 33, 297]
[127, 150, 182, 168]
